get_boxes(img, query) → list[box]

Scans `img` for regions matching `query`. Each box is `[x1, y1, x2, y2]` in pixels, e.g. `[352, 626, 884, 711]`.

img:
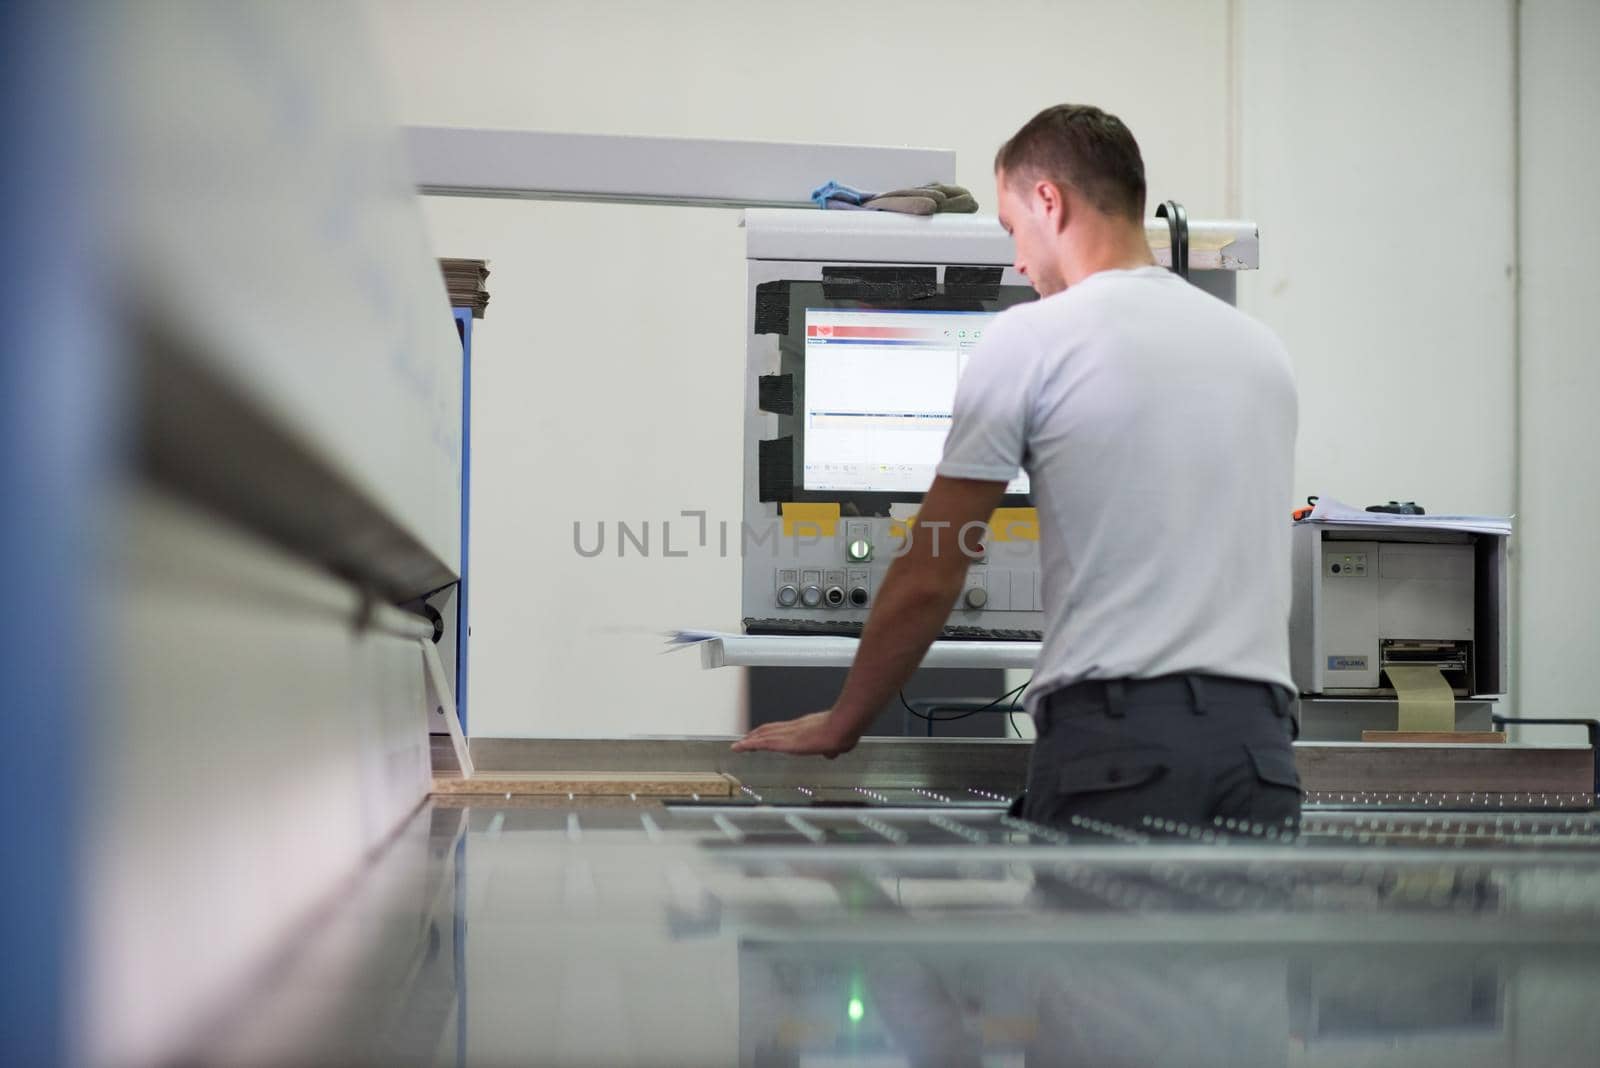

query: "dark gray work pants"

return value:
[1018, 674, 1302, 835]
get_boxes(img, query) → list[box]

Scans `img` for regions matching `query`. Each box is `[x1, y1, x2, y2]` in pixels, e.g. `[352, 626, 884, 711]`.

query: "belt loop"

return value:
[1186, 675, 1206, 715]
[1269, 685, 1301, 738]
[1105, 680, 1126, 718]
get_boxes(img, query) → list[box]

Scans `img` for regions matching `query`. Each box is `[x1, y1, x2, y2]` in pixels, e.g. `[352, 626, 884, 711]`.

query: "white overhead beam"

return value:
[404, 126, 957, 209]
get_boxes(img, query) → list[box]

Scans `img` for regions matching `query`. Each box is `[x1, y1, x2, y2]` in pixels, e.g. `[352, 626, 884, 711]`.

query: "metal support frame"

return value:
[700, 634, 1041, 670]
[1493, 715, 1599, 796]
[424, 639, 474, 779]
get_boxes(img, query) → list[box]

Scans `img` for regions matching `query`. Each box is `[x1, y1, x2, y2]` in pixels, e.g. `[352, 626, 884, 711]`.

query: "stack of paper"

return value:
[1302, 497, 1512, 537]
[439, 258, 490, 318]
[665, 628, 731, 646]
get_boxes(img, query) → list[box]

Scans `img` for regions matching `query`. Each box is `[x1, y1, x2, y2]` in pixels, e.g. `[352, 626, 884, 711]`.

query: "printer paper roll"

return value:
[1388, 666, 1456, 733]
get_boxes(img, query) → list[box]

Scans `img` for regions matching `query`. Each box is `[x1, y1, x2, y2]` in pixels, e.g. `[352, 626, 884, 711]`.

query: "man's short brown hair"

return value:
[994, 104, 1147, 221]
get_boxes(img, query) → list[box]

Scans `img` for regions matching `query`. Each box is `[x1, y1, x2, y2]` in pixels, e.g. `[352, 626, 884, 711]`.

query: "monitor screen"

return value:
[801, 308, 1030, 495]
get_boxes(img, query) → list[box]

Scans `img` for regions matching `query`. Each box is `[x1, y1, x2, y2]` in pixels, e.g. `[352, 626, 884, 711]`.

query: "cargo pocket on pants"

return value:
[1244, 743, 1303, 825]
[1246, 744, 1302, 793]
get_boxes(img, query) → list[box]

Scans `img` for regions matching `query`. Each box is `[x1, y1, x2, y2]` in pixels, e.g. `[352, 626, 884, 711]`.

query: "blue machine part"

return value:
[453, 306, 473, 733]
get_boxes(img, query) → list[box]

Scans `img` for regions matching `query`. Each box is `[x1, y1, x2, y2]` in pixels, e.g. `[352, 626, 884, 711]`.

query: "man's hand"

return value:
[731, 710, 856, 758]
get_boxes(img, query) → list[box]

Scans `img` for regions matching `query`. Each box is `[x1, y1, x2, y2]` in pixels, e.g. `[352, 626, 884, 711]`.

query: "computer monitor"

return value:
[801, 308, 1030, 495]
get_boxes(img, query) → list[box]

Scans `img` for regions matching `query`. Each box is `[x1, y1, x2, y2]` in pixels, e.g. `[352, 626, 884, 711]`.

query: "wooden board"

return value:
[1360, 730, 1508, 744]
[431, 771, 736, 798]
[432, 794, 669, 810]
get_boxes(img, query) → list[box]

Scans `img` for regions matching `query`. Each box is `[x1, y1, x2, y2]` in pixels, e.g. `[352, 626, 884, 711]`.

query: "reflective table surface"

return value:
[183, 800, 1600, 1066]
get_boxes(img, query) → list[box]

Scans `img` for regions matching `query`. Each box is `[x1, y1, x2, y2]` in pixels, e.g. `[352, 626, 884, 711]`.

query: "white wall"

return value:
[372, 0, 1591, 739]
[371, 0, 1233, 212]
[1237, 0, 1516, 516]
[421, 195, 752, 738]
[1517, 0, 1600, 729]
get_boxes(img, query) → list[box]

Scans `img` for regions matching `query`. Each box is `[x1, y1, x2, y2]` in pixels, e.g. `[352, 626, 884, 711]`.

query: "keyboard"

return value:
[743, 617, 1041, 642]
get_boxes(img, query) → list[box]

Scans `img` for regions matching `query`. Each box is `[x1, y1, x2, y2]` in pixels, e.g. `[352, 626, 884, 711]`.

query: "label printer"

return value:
[1289, 518, 1509, 733]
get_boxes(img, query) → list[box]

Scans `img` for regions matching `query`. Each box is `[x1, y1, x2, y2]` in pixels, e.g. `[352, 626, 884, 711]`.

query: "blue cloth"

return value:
[810, 180, 879, 209]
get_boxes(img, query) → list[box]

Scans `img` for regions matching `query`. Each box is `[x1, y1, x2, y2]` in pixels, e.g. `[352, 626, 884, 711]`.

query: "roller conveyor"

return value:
[174, 794, 1600, 1065]
[185, 730, 1600, 1064]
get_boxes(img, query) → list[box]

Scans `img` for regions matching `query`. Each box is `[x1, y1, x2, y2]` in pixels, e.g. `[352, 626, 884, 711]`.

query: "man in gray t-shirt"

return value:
[737, 104, 1302, 834]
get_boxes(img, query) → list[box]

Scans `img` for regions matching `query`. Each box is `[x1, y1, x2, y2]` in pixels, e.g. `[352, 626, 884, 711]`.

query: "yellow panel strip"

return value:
[989, 507, 1039, 542]
[781, 502, 840, 538]
[887, 508, 1036, 543]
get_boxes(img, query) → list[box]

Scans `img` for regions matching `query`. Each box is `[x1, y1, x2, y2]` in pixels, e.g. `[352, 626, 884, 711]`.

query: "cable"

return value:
[1005, 679, 1032, 738]
[899, 683, 1024, 724]
[1156, 200, 1189, 281]
[899, 678, 1031, 737]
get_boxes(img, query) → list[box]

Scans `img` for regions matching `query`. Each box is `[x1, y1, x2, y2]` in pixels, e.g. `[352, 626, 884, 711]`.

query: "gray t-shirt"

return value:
[936, 266, 1298, 715]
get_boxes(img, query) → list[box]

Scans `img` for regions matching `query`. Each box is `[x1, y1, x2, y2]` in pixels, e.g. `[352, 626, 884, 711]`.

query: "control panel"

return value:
[1325, 551, 1368, 578]
[746, 514, 1044, 634]
[740, 230, 1048, 638]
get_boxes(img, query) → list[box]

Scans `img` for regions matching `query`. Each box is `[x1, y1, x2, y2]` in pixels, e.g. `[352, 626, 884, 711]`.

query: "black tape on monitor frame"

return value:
[942, 265, 1004, 303]
[1156, 200, 1189, 280]
[820, 265, 937, 302]
[758, 436, 795, 502]
[753, 280, 793, 335]
[758, 374, 795, 415]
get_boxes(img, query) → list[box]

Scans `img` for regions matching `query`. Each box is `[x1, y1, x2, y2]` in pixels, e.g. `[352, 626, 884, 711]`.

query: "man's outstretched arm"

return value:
[732, 475, 1010, 756]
